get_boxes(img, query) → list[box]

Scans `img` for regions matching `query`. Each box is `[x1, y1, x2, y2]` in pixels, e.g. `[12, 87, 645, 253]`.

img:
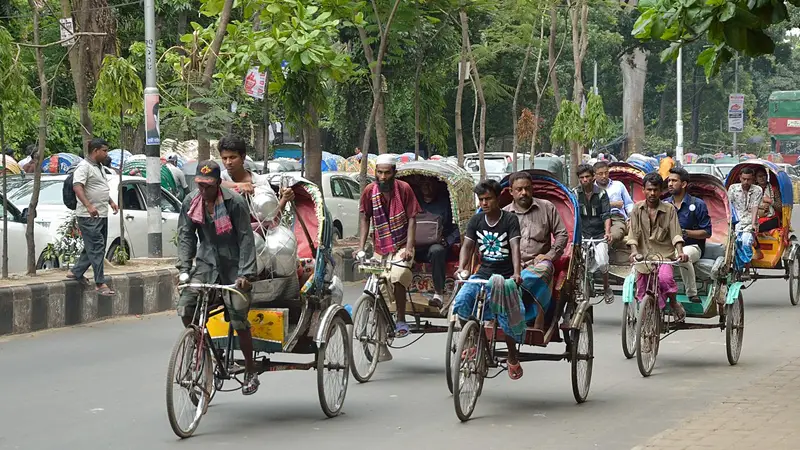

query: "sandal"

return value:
[96, 284, 116, 296]
[395, 321, 410, 338]
[66, 273, 89, 284]
[508, 361, 523, 380]
[672, 303, 686, 322]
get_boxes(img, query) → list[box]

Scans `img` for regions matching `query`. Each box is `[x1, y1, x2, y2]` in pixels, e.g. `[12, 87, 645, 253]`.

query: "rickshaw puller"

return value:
[176, 160, 261, 395]
[453, 180, 524, 379]
[627, 173, 688, 321]
[357, 154, 421, 338]
[594, 161, 634, 245]
[574, 164, 614, 303]
[666, 167, 712, 304]
[728, 168, 763, 269]
[504, 171, 568, 332]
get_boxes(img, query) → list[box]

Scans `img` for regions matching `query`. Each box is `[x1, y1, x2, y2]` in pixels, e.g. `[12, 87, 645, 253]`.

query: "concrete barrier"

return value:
[0, 268, 178, 336]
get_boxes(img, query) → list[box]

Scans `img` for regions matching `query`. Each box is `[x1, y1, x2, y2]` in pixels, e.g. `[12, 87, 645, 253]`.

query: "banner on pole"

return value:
[728, 93, 744, 133]
[244, 67, 267, 100]
[144, 93, 160, 145]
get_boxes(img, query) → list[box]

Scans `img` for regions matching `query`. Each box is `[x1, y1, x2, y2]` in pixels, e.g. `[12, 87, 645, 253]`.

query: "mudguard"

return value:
[726, 281, 744, 305]
[314, 304, 353, 345]
[622, 271, 637, 304]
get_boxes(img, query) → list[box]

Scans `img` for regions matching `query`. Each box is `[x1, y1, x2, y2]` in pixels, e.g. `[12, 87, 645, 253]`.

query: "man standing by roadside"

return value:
[574, 164, 614, 303]
[68, 138, 118, 296]
[658, 149, 676, 181]
[593, 161, 633, 246]
[665, 167, 712, 303]
[357, 153, 421, 338]
[165, 154, 188, 199]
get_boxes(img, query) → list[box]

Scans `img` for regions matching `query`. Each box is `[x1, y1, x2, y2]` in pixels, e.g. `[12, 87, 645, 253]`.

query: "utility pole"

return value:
[732, 53, 739, 159]
[144, 0, 162, 257]
[675, 48, 684, 164]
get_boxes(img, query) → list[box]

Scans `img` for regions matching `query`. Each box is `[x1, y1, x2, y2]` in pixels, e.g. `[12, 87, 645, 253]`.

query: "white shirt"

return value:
[72, 159, 110, 218]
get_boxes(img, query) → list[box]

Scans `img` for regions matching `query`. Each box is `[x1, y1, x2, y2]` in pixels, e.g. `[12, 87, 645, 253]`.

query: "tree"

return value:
[551, 92, 612, 184]
[93, 54, 143, 263]
[567, 0, 589, 183]
[460, 8, 488, 180]
[632, 0, 800, 76]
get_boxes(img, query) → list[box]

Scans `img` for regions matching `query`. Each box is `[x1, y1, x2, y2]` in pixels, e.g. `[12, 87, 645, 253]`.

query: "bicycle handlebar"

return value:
[454, 278, 490, 285]
[177, 283, 248, 302]
[630, 260, 681, 266]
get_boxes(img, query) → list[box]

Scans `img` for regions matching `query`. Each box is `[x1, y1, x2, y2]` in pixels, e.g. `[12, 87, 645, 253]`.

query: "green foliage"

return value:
[0, 25, 37, 150]
[633, 0, 800, 77]
[93, 55, 144, 118]
[42, 214, 83, 267]
[551, 100, 582, 147]
[551, 93, 612, 150]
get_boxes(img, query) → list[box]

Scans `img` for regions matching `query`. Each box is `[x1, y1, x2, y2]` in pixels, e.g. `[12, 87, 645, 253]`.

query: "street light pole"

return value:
[675, 48, 684, 164]
[144, 0, 162, 257]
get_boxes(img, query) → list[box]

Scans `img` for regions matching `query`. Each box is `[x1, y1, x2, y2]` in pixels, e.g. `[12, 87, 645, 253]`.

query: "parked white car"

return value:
[0, 193, 56, 272]
[267, 171, 362, 239]
[463, 152, 513, 182]
[7, 174, 182, 261]
[684, 163, 725, 180]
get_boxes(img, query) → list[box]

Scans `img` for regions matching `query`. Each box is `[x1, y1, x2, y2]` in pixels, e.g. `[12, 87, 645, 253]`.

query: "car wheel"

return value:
[36, 253, 59, 270]
[333, 222, 343, 241]
[107, 240, 130, 263]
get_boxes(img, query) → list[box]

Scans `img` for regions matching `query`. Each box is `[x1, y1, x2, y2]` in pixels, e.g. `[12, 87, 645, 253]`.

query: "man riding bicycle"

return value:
[626, 172, 688, 321]
[665, 167, 712, 304]
[573, 164, 614, 303]
[176, 160, 260, 395]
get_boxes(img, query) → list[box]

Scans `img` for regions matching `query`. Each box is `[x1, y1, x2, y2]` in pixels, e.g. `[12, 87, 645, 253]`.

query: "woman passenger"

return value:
[755, 168, 781, 233]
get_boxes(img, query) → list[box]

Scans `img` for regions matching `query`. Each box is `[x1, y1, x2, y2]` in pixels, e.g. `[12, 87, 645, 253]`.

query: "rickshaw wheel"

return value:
[445, 320, 459, 394]
[570, 313, 593, 403]
[621, 302, 637, 359]
[350, 294, 382, 383]
[726, 293, 745, 365]
[317, 315, 351, 418]
[789, 257, 800, 306]
[166, 327, 211, 439]
[453, 320, 484, 422]
[635, 296, 660, 377]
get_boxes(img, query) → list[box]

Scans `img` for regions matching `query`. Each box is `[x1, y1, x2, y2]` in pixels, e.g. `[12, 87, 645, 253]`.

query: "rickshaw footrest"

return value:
[494, 350, 567, 363]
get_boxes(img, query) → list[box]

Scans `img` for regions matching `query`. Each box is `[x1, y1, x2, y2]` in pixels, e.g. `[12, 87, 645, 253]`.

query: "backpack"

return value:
[63, 168, 77, 210]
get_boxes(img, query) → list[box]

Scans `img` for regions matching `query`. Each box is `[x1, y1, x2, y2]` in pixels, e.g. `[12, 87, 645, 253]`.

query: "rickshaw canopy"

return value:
[686, 173, 731, 246]
[725, 159, 794, 205]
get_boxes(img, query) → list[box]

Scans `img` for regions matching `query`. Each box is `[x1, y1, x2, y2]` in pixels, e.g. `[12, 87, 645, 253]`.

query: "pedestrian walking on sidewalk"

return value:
[68, 138, 118, 295]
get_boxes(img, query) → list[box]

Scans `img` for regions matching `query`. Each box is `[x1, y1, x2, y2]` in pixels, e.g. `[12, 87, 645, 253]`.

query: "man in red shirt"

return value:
[356, 154, 421, 337]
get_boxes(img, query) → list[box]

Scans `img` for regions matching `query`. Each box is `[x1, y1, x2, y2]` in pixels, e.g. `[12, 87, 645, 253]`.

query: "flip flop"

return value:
[66, 273, 89, 283]
[96, 285, 116, 296]
[508, 361, 523, 380]
[395, 321, 410, 338]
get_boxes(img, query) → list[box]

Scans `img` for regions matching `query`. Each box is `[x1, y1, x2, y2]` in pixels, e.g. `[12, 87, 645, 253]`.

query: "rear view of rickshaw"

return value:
[165, 178, 352, 438]
[350, 161, 475, 392]
[725, 160, 800, 305]
[451, 170, 594, 422]
[620, 174, 744, 376]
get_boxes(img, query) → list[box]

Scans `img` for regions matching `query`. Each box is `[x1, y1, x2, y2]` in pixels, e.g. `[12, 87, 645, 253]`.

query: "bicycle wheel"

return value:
[789, 257, 800, 306]
[166, 327, 212, 439]
[571, 313, 593, 403]
[350, 294, 382, 383]
[635, 296, 660, 377]
[726, 293, 745, 365]
[317, 315, 351, 418]
[445, 320, 459, 394]
[621, 301, 637, 359]
[453, 320, 484, 422]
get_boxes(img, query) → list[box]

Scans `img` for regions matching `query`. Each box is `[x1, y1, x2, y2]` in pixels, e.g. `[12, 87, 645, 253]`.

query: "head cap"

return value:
[376, 154, 396, 167]
[195, 160, 221, 184]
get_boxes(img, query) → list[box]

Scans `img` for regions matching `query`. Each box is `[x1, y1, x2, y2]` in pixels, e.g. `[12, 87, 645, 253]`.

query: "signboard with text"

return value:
[728, 93, 745, 133]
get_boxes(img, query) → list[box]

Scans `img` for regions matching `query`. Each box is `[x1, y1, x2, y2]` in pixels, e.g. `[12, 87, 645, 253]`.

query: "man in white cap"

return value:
[356, 153, 421, 338]
[165, 154, 188, 199]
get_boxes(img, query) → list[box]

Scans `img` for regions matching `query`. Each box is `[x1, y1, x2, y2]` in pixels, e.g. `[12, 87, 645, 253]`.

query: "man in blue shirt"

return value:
[665, 167, 712, 303]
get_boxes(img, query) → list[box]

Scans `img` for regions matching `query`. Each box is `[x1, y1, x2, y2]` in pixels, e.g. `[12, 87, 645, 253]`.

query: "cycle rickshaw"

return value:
[450, 169, 593, 421]
[165, 177, 352, 438]
[350, 161, 475, 392]
[619, 173, 743, 376]
[725, 159, 800, 305]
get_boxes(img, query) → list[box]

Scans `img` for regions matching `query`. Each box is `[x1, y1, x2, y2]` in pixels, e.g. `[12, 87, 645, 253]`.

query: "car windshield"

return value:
[8, 179, 64, 206]
[684, 165, 712, 175]
[717, 165, 734, 177]
[464, 157, 507, 173]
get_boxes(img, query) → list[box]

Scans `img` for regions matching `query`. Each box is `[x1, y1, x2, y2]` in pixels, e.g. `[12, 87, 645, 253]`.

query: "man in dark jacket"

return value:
[176, 160, 260, 395]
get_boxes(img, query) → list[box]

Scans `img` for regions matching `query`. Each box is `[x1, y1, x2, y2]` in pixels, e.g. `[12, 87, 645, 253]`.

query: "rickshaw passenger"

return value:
[755, 168, 781, 233]
[453, 180, 524, 380]
[665, 167, 711, 304]
[503, 171, 568, 331]
[594, 161, 634, 245]
[357, 154, 421, 338]
[728, 168, 763, 269]
[175, 160, 261, 396]
[414, 178, 459, 308]
[627, 173, 688, 321]
[574, 164, 614, 303]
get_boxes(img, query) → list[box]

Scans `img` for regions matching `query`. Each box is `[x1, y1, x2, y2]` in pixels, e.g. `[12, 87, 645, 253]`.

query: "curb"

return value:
[0, 268, 178, 336]
[332, 246, 367, 283]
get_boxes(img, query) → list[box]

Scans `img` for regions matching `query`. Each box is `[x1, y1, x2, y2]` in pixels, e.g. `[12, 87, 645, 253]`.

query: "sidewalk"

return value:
[633, 358, 800, 449]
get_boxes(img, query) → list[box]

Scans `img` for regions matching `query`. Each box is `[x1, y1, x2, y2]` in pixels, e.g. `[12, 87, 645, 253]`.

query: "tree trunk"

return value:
[461, 9, 487, 180]
[548, 6, 562, 108]
[26, 0, 48, 275]
[357, 26, 389, 155]
[1, 104, 7, 278]
[455, 40, 467, 168]
[568, 0, 589, 186]
[620, 47, 648, 158]
[691, 65, 702, 148]
[657, 82, 669, 136]
[304, 103, 322, 191]
[176, 9, 188, 43]
[511, 21, 538, 171]
[530, 101, 542, 159]
[196, 0, 235, 161]
[358, 0, 403, 189]
[414, 62, 421, 160]
[59, 0, 93, 153]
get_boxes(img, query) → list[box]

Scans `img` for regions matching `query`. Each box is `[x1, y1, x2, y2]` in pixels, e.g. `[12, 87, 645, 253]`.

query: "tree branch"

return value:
[13, 31, 106, 48]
